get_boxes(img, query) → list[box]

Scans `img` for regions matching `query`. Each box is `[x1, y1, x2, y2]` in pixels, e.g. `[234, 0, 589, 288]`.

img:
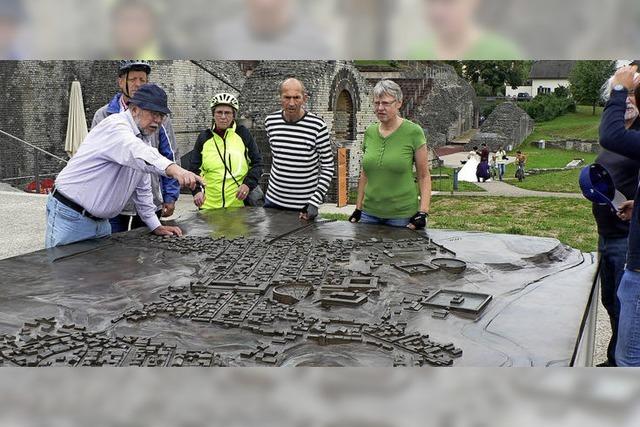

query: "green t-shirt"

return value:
[362, 119, 427, 219]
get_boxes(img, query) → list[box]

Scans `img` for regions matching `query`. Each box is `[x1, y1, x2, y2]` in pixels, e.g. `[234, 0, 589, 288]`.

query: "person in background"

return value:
[475, 142, 490, 182]
[190, 92, 263, 209]
[92, 60, 180, 233]
[495, 145, 507, 181]
[478, 142, 489, 163]
[264, 77, 334, 221]
[489, 153, 497, 180]
[467, 145, 480, 162]
[349, 79, 431, 229]
[515, 150, 526, 181]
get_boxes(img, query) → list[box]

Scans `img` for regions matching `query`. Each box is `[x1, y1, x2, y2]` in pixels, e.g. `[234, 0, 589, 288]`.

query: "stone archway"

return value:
[333, 89, 355, 142]
[328, 68, 361, 144]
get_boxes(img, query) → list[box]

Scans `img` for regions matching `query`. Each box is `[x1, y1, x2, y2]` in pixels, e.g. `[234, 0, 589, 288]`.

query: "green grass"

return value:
[431, 168, 485, 193]
[524, 105, 603, 143]
[507, 143, 597, 170]
[429, 196, 596, 252]
[502, 144, 594, 193]
[320, 213, 349, 221]
[495, 104, 601, 193]
[322, 196, 598, 252]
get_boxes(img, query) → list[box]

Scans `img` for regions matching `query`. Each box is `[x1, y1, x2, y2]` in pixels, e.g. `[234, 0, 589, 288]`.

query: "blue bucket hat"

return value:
[579, 163, 627, 212]
[128, 83, 171, 115]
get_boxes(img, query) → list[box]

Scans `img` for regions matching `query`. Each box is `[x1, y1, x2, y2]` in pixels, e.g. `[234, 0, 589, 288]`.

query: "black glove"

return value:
[409, 211, 428, 229]
[191, 182, 203, 196]
[349, 208, 362, 223]
[301, 203, 318, 220]
[502, 155, 508, 160]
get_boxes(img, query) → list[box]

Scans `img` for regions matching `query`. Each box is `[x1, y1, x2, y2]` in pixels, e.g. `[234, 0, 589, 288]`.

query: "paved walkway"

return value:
[0, 191, 48, 260]
[458, 179, 583, 198]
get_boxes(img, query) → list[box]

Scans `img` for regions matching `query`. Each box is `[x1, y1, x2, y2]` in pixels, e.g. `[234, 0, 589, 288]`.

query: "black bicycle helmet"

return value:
[118, 60, 151, 77]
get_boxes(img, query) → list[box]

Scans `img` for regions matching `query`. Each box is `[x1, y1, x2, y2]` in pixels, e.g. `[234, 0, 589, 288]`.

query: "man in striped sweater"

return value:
[264, 78, 334, 220]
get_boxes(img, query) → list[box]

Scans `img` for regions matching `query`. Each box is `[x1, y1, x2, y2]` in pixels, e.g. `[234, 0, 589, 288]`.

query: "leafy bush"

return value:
[553, 85, 570, 98]
[520, 94, 576, 122]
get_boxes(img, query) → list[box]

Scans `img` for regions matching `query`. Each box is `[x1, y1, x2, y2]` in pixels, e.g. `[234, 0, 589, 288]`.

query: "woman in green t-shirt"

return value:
[349, 80, 432, 229]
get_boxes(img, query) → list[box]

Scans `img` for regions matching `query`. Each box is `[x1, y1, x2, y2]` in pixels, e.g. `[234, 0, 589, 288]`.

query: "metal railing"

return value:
[0, 129, 68, 193]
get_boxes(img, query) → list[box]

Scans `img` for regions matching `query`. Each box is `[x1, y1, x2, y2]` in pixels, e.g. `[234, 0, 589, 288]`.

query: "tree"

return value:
[460, 61, 532, 96]
[569, 60, 616, 115]
[504, 60, 533, 90]
[443, 60, 464, 77]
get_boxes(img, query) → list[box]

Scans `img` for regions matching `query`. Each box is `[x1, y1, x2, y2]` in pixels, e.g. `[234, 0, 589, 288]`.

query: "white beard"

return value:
[132, 115, 149, 136]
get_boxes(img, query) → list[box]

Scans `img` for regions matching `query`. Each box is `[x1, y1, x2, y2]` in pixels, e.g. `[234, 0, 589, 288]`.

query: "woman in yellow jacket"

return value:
[190, 93, 263, 209]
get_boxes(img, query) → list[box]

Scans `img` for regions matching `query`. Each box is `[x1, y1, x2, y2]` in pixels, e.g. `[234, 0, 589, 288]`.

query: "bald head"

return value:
[279, 78, 306, 96]
[279, 77, 308, 122]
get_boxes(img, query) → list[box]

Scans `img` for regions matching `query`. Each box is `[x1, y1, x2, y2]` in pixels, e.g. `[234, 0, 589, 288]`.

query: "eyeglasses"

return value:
[147, 111, 166, 121]
[214, 111, 234, 116]
[374, 101, 398, 109]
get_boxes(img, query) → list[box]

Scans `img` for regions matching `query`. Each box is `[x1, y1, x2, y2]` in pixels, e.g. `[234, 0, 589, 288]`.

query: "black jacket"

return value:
[599, 88, 640, 268]
[592, 149, 640, 238]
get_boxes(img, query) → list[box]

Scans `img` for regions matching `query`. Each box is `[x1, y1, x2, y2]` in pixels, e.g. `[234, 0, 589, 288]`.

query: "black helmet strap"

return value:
[122, 69, 132, 100]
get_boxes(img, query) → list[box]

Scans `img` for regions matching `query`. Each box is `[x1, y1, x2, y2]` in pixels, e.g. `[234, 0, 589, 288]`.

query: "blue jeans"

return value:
[45, 194, 111, 248]
[615, 269, 640, 366]
[263, 197, 299, 212]
[598, 236, 628, 366]
[360, 211, 410, 227]
[497, 163, 506, 180]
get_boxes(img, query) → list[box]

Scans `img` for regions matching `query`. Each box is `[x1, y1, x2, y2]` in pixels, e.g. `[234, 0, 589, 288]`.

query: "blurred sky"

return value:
[2, 0, 639, 59]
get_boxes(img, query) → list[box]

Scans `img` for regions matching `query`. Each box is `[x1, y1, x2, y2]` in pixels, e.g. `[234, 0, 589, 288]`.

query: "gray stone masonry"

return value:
[0, 60, 245, 184]
[467, 101, 533, 152]
[1, 60, 478, 198]
[410, 63, 476, 149]
[544, 139, 601, 154]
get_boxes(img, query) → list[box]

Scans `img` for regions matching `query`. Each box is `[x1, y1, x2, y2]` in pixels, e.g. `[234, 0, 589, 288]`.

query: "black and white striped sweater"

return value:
[264, 110, 334, 209]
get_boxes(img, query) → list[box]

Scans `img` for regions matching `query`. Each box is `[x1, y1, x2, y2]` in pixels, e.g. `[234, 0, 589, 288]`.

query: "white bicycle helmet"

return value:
[210, 92, 239, 111]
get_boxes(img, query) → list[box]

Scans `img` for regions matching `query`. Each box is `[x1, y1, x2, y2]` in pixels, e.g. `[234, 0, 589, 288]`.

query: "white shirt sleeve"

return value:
[132, 173, 162, 231]
[100, 122, 174, 176]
